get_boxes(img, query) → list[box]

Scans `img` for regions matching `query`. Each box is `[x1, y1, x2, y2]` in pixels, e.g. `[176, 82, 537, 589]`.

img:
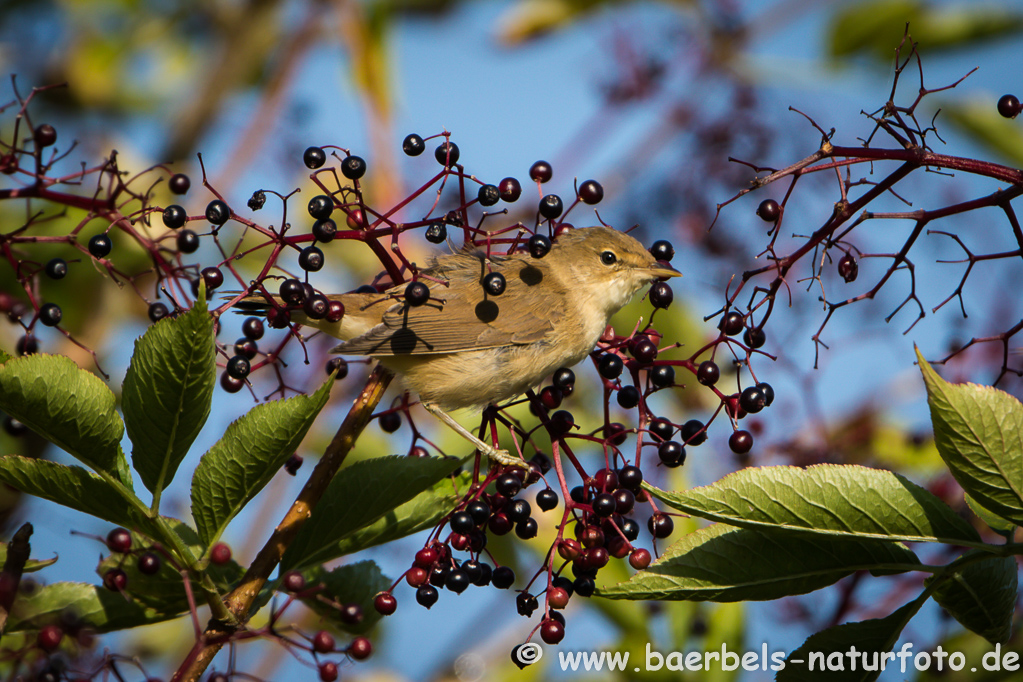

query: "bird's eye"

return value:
[600, 251, 617, 266]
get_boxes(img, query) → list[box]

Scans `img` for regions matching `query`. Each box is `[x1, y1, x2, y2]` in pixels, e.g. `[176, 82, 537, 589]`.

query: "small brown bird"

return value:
[240, 226, 679, 466]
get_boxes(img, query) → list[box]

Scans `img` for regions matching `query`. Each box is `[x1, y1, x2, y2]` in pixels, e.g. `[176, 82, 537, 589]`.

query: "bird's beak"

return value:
[647, 262, 681, 280]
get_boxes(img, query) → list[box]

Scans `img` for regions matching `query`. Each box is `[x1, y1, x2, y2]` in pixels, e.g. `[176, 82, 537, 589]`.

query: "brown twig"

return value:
[171, 365, 393, 682]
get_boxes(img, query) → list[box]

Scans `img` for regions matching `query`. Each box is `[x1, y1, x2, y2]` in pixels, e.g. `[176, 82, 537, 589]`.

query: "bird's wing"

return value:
[333, 251, 566, 356]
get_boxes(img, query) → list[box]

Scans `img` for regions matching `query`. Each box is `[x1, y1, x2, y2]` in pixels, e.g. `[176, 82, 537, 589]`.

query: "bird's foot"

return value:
[483, 445, 528, 470]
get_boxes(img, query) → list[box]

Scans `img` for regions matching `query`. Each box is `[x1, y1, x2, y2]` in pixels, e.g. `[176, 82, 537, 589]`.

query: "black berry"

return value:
[592, 493, 616, 517]
[226, 355, 250, 380]
[477, 184, 500, 206]
[425, 221, 447, 244]
[205, 200, 230, 226]
[649, 281, 673, 308]
[539, 194, 563, 219]
[549, 409, 575, 435]
[248, 190, 266, 211]
[649, 239, 675, 261]
[618, 464, 643, 490]
[404, 281, 430, 306]
[450, 511, 475, 535]
[631, 338, 658, 364]
[998, 94, 1021, 119]
[598, 353, 623, 380]
[312, 218, 337, 243]
[739, 385, 767, 413]
[483, 271, 506, 296]
[496, 473, 522, 498]
[528, 233, 551, 258]
[304, 293, 329, 319]
[242, 316, 265, 340]
[758, 382, 775, 406]
[516, 592, 538, 617]
[617, 385, 640, 409]
[416, 584, 438, 609]
[148, 302, 169, 322]
[536, 488, 558, 511]
[34, 124, 57, 148]
[379, 411, 401, 434]
[162, 205, 187, 229]
[402, 134, 425, 156]
[680, 419, 707, 446]
[435, 141, 459, 166]
[88, 234, 112, 258]
[44, 258, 67, 279]
[649, 365, 675, 389]
[466, 499, 490, 525]
[304, 146, 326, 169]
[341, 155, 367, 180]
[177, 229, 200, 253]
[491, 566, 515, 589]
[201, 266, 224, 290]
[657, 440, 686, 468]
[38, 303, 62, 327]
[445, 569, 470, 593]
[648, 417, 673, 443]
[299, 245, 325, 272]
[648, 513, 674, 538]
[308, 195, 334, 220]
[137, 552, 161, 575]
[744, 326, 767, 349]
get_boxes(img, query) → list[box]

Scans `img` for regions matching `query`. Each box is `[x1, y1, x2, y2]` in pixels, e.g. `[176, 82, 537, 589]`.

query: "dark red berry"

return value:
[284, 454, 303, 475]
[435, 141, 459, 166]
[312, 630, 335, 653]
[318, 662, 338, 682]
[631, 338, 658, 364]
[103, 568, 128, 591]
[177, 229, 200, 253]
[756, 199, 780, 222]
[349, 635, 372, 660]
[327, 299, 345, 322]
[539, 194, 563, 219]
[162, 205, 187, 229]
[167, 173, 190, 194]
[221, 372, 245, 393]
[107, 527, 132, 553]
[529, 160, 553, 183]
[998, 94, 1021, 119]
[240, 316, 264, 340]
[649, 281, 673, 308]
[578, 179, 603, 204]
[205, 200, 230, 226]
[838, 253, 858, 282]
[629, 548, 651, 570]
[648, 513, 674, 538]
[499, 177, 522, 202]
[378, 411, 401, 434]
[374, 592, 397, 615]
[614, 488, 636, 514]
[404, 281, 430, 306]
[341, 155, 367, 180]
[729, 430, 754, 454]
[719, 311, 744, 336]
[528, 233, 552, 258]
[137, 552, 161, 575]
[696, 360, 719, 386]
[402, 134, 425, 156]
[283, 571, 306, 592]
[759, 382, 775, 406]
[304, 146, 326, 169]
[539, 386, 563, 410]
[541, 618, 565, 644]
[210, 543, 232, 564]
[36, 625, 63, 651]
[34, 124, 57, 148]
[744, 326, 767, 349]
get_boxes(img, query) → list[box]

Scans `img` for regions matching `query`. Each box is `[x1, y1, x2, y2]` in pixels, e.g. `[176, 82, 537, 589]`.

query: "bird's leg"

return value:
[422, 402, 527, 470]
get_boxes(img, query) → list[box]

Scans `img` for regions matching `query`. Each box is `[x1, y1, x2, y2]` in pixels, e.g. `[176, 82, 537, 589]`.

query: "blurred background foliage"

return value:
[3, 0, 1023, 680]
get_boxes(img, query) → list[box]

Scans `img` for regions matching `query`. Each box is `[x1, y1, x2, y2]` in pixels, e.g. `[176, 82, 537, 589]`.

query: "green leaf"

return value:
[281, 455, 467, 572]
[597, 524, 919, 602]
[122, 293, 215, 496]
[826, 0, 920, 58]
[965, 493, 1015, 537]
[0, 455, 154, 536]
[191, 377, 333, 546]
[330, 470, 470, 557]
[299, 561, 391, 635]
[0, 353, 123, 473]
[917, 347, 1023, 525]
[777, 597, 925, 682]
[6, 581, 177, 633]
[929, 554, 1017, 645]
[646, 464, 980, 545]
